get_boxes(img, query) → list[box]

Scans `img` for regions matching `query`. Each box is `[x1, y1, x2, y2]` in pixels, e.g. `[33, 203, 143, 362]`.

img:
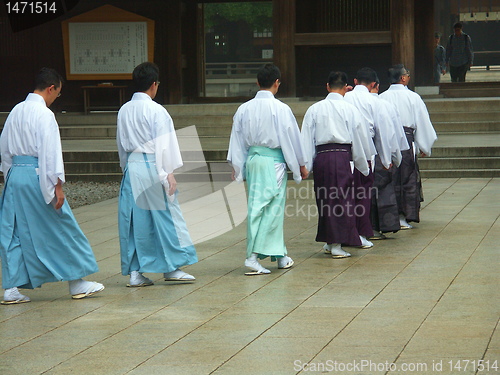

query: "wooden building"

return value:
[0, 0, 485, 112]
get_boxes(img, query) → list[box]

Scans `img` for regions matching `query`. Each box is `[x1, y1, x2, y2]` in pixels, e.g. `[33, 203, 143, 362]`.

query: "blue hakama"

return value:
[245, 146, 287, 260]
[0, 156, 99, 289]
[118, 153, 197, 275]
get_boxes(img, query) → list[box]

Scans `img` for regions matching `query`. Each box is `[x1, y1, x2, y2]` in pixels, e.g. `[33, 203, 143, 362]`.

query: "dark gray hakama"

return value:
[314, 144, 361, 246]
[392, 127, 423, 223]
[370, 155, 400, 233]
[353, 163, 374, 239]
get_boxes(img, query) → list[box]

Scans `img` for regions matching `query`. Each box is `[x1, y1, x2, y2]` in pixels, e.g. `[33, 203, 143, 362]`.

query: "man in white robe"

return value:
[227, 64, 308, 275]
[369, 80, 410, 238]
[380, 64, 437, 228]
[117, 62, 197, 287]
[344, 67, 399, 247]
[301, 71, 372, 258]
[0, 68, 104, 304]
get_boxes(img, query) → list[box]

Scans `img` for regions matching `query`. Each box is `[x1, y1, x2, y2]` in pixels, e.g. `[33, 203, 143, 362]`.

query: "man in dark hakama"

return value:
[301, 72, 372, 258]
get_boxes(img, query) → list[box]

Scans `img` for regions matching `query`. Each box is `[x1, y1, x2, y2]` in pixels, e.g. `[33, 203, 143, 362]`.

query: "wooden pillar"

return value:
[273, 0, 296, 97]
[182, 1, 201, 101]
[414, 0, 435, 86]
[391, 0, 415, 89]
[165, 0, 183, 103]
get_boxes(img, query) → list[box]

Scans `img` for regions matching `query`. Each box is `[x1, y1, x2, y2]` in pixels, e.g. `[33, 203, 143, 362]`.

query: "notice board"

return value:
[62, 5, 155, 80]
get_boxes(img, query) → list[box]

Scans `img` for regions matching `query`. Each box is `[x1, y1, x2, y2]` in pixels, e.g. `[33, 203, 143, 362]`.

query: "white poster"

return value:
[69, 22, 148, 74]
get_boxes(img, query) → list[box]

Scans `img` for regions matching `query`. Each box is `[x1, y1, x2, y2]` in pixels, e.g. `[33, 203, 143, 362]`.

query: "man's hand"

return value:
[383, 163, 393, 171]
[419, 151, 427, 157]
[167, 173, 177, 196]
[300, 165, 309, 180]
[231, 168, 236, 181]
[54, 179, 65, 210]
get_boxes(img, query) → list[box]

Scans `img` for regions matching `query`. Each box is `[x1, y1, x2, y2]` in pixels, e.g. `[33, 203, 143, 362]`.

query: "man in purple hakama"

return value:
[301, 72, 372, 258]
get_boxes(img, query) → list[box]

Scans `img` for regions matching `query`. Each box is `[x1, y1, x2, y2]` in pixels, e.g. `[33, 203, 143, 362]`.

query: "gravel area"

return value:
[0, 181, 121, 209]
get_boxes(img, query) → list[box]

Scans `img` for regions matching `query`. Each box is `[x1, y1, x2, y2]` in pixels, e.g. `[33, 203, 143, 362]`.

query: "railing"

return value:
[206, 62, 267, 78]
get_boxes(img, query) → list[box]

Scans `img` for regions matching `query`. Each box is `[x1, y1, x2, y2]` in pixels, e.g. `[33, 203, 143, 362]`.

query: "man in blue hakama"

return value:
[0, 68, 104, 304]
[227, 64, 308, 275]
[117, 62, 197, 287]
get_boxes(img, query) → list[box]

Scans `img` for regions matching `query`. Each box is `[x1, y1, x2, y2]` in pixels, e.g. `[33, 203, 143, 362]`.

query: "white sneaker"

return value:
[359, 235, 374, 249]
[1, 287, 30, 305]
[69, 279, 105, 299]
[329, 244, 351, 259]
[164, 269, 195, 281]
[128, 271, 154, 287]
[277, 256, 294, 269]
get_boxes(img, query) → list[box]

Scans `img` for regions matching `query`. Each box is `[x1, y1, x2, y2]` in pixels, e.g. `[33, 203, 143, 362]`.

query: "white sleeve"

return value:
[153, 108, 183, 185]
[414, 98, 437, 156]
[350, 111, 370, 176]
[300, 107, 316, 172]
[278, 105, 306, 184]
[38, 112, 65, 204]
[227, 110, 248, 182]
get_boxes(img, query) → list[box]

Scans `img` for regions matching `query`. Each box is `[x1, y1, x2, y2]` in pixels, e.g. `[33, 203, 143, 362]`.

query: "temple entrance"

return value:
[201, 1, 273, 98]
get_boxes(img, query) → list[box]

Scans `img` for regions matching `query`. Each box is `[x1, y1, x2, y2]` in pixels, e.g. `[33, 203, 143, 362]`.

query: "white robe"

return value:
[117, 92, 183, 187]
[371, 93, 410, 167]
[300, 92, 371, 176]
[227, 90, 306, 184]
[0, 93, 65, 204]
[345, 85, 398, 169]
[380, 84, 437, 156]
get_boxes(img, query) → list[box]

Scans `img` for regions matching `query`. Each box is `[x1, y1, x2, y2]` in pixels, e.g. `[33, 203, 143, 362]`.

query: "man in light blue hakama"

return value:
[227, 64, 308, 275]
[117, 62, 197, 287]
[0, 68, 104, 304]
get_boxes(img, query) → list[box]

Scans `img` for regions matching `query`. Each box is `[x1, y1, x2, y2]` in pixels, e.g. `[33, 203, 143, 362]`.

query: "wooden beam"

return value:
[295, 31, 392, 46]
[414, 0, 435, 86]
[391, 0, 415, 89]
[273, 0, 296, 96]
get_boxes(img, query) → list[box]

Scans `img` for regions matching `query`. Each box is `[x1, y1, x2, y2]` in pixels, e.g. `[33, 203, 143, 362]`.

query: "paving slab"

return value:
[0, 178, 498, 375]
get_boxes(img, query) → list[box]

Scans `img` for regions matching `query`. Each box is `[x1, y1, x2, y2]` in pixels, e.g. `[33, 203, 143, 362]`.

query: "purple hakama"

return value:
[313, 143, 362, 246]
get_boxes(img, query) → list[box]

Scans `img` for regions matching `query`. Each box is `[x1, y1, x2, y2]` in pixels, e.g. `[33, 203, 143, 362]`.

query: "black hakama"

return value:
[370, 155, 400, 233]
[392, 127, 423, 223]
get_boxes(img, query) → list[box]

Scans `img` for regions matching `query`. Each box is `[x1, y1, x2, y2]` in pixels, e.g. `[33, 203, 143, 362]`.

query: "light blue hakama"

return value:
[0, 156, 99, 289]
[118, 153, 197, 275]
[245, 146, 287, 260]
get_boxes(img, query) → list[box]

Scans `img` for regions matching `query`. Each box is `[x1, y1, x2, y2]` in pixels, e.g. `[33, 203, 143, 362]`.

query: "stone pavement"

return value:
[0, 178, 499, 375]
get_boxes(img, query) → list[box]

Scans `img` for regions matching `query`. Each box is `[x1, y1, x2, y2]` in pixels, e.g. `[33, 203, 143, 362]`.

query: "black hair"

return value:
[453, 22, 463, 29]
[327, 71, 348, 89]
[387, 64, 408, 84]
[34, 67, 63, 91]
[355, 67, 379, 85]
[133, 62, 159, 92]
[257, 64, 281, 89]
[434, 32, 441, 38]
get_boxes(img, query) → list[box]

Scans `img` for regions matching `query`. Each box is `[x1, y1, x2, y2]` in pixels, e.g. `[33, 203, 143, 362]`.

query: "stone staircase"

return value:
[0, 96, 499, 181]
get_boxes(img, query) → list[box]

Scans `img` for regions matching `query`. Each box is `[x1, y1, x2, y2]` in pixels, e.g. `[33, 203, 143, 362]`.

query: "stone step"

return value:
[419, 157, 500, 170]
[430, 111, 500, 122]
[439, 82, 500, 98]
[432, 121, 500, 133]
[420, 169, 500, 178]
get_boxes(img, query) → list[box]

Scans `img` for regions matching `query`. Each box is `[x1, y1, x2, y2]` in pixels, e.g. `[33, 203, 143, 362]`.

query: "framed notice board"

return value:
[61, 5, 155, 80]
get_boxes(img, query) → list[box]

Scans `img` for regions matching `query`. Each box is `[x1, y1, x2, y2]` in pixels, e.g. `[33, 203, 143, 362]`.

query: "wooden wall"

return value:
[0, 0, 188, 112]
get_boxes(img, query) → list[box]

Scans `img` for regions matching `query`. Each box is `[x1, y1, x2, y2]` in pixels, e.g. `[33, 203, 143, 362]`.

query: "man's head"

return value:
[354, 67, 379, 90]
[388, 64, 410, 85]
[257, 64, 281, 93]
[434, 32, 441, 46]
[33, 67, 63, 107]
[453, 22, 463, 37]
[326, 71, 349, 96]
[133, 62, 160, 97]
